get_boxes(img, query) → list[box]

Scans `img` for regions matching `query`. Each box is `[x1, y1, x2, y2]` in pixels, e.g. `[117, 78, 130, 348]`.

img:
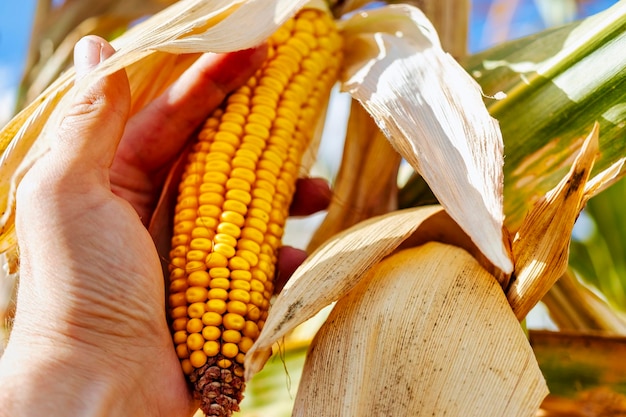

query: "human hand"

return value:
[0, 35, 330, 417]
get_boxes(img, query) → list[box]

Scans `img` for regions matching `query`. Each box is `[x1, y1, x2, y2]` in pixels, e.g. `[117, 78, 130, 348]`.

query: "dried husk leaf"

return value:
[339, 4, 512, 275]
[542, 270, 626, 335]
[246, 205, 452, 378]
[293, 242, 547, 417]
[507, 124, 604, 320]
[334, 0, 470, 60]
[531, 330, 626, 399]
[307, 100, 401, 252]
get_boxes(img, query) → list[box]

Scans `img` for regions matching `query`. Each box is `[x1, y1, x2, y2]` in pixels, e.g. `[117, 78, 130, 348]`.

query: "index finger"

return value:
[116, 45, 268, 174]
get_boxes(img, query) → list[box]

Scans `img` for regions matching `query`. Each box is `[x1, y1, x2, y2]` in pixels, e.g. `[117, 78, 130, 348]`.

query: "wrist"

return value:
[0, 333, 141, 417]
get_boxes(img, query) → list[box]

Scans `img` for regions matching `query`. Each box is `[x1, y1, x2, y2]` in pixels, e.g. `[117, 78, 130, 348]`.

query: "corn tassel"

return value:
[167, 8, 342, 416]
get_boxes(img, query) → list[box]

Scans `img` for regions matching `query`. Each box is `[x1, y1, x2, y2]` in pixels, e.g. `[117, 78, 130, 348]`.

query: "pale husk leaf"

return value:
[0, 0, 316, 255]
[307, 100, 401, 252]
[339, 5, 512, 275]
[507, 124, 607, 320]
[293, 242, 547, 417]
[245, 205, 447, 378]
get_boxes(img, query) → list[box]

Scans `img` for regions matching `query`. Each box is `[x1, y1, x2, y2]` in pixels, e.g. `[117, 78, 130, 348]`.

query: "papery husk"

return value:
[292, 242, 547, 417]
[333, 0, 469, 58]
[339, 4, 512, 276]
[507, 123, 624, 320]
[307, 100, 401, 252]
[20, 0, 178, 108]
[247, 205, 452, 377]
[542, 270, 626, 335]
[245, 205, 506, 379]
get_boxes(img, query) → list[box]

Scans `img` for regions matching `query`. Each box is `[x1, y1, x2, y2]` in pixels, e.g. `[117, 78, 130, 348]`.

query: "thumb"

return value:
[53, 35, 130, 176]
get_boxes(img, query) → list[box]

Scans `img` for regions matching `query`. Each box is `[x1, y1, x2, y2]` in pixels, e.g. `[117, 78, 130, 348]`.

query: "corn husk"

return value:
[339, 5, 512, 276]
[333, 0, 469, 58]
[246, 205, 447, 376]
[542, 270, 626, 334]
[292, 242, 546, 416]
[307, 100, 401, 252]
[507, 124, 625, 320]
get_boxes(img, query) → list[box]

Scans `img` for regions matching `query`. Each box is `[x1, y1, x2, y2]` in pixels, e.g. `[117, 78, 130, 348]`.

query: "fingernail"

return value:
[74, 37, 102, 78]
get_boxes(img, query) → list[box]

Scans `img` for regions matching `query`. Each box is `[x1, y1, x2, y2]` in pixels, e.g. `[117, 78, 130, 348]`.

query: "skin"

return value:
[0, 36, 331, 416]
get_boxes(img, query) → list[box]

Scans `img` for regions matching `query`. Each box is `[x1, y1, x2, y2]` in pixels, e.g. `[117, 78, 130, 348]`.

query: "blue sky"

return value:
[0, 0, 36, 123]
[0, 0, 619, 125]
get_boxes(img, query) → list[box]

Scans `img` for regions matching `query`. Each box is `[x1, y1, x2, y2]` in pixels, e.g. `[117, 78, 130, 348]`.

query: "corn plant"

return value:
[1, 0, 625, 416]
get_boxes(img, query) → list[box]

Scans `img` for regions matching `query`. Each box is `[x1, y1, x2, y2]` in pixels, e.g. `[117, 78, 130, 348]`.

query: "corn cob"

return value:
[167, 8, 342, 416]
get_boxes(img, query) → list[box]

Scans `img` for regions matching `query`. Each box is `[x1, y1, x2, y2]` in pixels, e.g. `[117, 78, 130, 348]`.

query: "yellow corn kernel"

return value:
[231, 269, 253, 282]
[238, 337, 254, 354]
[187, 302, 206, 319]
[186, 318, 204, 334]
[186, 287, 208, 304]
[223, 313, 245, 330]
[217, 359, 232, 369]
[187, 333, 205, 351]
[167, 8, 342, 414]
[173, 330, 188, 345]
[222, 329, 242, 344]
[207, 299, 227, 314]
[181, 359, 193, 375]
[243, 321, 260, 339]
[209, 277, 230, 290]
[176, 344, 190, 359]
[222, 343, 239, 359]
[208, 288, 229, 301]
[202, 311, 222, 326]
[235, 353, 246, 365]
[202, 325, 221, 341]
[172, 318, 188, 332]
[203, 340, 220, 357]
[187, 271, 210, 287]
[189, 350, 208, 368]
[227, 300, 249, 316]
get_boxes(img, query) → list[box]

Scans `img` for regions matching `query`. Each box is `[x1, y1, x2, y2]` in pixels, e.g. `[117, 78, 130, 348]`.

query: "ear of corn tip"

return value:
[166, 7, 342, 417]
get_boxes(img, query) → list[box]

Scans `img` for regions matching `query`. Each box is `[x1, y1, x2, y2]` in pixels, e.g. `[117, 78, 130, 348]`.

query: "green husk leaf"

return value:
[569, 175, 626, 311]
[463, 1, 626, 231]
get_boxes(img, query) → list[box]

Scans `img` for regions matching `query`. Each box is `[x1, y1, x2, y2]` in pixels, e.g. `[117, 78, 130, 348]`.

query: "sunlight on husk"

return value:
[339, 4, 512, 276]
[507, 124, 624, 320]
[307, 100, 400, 252]
[293, 242, 546, 416]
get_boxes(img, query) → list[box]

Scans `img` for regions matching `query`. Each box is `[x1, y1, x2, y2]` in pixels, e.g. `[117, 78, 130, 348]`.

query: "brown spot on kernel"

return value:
[190, 356, 245, 416]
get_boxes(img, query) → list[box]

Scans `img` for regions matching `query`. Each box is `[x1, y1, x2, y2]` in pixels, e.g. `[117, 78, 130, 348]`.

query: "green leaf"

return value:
[238, 344, 308, 417]
[463, 1, 626, 231]
[569, 177, 626, 311]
